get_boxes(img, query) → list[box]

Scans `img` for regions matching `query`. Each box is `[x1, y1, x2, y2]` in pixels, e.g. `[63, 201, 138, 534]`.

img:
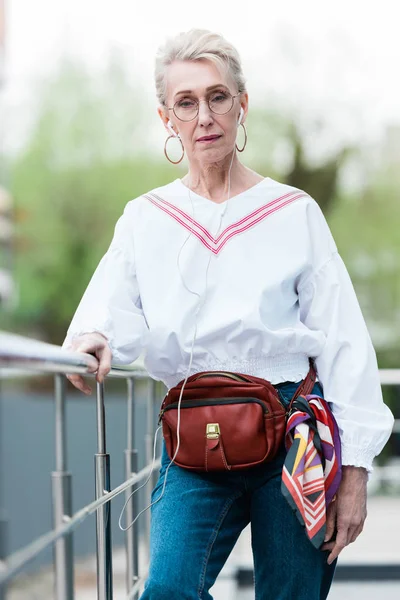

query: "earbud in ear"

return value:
[238, 107, 244, 126]
[167, 120, 178, 137]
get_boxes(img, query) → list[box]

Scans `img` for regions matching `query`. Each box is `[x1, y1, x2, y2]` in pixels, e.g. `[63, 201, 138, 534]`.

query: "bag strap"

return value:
[287, 359, 317, 412]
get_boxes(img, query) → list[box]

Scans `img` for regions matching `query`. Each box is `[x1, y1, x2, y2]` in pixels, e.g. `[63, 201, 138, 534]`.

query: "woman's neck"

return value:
[182, 155, 263, 204]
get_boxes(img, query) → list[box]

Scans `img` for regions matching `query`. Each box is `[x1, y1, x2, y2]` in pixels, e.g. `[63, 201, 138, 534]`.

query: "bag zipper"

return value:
[193, 372, 250, 383]
[191, 373, 284, 409]
[159, 396, 268, 424]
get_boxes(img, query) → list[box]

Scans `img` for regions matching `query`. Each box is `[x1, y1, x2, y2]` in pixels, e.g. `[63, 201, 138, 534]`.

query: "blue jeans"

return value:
[140, 380, 337, 599]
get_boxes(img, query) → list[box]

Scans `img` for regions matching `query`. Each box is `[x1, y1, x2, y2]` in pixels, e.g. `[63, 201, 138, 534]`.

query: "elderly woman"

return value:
[64, 30, 393, 599]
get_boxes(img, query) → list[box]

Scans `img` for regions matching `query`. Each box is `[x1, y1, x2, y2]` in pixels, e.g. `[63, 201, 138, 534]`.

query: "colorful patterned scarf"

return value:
[282, 394, 342, 549]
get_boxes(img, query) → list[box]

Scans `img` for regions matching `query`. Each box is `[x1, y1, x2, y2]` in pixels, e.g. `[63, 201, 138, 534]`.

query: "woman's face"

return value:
[159, 59, 248, 166]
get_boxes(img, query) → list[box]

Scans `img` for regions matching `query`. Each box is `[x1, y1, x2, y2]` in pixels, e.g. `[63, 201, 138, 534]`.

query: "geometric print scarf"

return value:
[282, 394, 342, 549]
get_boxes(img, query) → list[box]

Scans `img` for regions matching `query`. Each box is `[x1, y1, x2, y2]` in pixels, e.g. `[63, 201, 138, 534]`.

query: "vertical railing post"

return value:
[144, 379, 157, 560]
[95, 382, 113, 600]
[0, 510, 7, 600]
[124, 377, 139, 598]
[0, 377, 7, 600]
[51, 374, 74, 600]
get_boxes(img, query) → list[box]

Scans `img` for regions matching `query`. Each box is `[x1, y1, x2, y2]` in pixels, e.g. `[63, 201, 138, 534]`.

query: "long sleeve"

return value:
[63, 204, 149, 364]
[297, 201, 394, 472]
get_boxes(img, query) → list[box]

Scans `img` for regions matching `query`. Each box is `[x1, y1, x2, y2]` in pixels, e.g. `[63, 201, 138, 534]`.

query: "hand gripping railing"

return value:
[0, 331, 162, 600]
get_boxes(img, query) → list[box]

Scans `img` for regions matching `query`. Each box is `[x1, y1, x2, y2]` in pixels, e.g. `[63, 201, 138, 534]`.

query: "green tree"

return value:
[6, 58, 175, 341]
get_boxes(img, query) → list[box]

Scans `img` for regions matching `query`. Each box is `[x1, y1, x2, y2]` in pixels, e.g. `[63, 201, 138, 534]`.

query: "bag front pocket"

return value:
[162, 397, 269, 470]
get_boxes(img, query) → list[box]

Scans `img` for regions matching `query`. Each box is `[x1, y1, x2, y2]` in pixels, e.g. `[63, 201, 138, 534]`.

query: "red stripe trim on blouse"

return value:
[149, 189, 301, 244]
[144, 190, 308, 255]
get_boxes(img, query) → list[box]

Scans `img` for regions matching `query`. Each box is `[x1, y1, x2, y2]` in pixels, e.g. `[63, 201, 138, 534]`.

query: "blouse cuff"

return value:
[340, 442, 376, 474]
[63, 325, 113, 352]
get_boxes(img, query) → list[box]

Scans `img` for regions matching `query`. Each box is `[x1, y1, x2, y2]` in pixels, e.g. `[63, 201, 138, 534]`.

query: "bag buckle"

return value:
[206, 423, 220, 439]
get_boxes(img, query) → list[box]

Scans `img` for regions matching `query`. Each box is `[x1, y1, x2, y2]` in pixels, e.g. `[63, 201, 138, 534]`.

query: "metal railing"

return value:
[0, 331, 399, 598]
[0, 331, 162, 600]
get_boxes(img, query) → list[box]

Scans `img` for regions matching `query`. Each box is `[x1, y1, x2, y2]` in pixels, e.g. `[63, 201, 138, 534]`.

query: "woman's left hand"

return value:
[321, 465, 368, 565]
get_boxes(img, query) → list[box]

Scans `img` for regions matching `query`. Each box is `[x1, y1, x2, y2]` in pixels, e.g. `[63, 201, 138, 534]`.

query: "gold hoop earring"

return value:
[164, 135, 185, 164]
[235, 123, 247, 153]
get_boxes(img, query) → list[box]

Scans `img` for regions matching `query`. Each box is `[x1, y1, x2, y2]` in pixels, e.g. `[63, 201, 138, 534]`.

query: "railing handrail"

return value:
[0, 331, 148, 379]
[2, 330, 400, 384]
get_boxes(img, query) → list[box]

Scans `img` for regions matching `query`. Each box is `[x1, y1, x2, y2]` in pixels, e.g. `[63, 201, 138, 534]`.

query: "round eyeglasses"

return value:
[167, 91, 240, 122]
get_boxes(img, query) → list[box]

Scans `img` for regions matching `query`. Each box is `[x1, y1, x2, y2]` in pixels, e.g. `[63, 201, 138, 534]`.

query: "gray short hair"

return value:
[155, 29, 246, 106]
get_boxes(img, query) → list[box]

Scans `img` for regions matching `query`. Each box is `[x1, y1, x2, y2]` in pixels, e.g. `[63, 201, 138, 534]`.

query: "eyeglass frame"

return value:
[166, 92, 241, 122]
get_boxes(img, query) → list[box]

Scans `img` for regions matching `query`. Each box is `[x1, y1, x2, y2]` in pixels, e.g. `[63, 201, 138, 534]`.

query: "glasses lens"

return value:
[209, 91, 233, 115]
[174, 98, 198, 121]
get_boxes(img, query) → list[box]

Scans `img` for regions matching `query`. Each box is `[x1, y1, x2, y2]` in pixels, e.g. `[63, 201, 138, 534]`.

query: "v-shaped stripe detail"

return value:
[144, 189, 308, 255]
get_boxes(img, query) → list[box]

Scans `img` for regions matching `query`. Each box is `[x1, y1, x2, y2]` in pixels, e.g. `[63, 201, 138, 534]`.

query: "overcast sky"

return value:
[2, 0, 400, 151]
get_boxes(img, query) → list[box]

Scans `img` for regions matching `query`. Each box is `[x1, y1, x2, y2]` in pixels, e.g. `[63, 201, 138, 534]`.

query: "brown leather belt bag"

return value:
[158, 362, 317, 472]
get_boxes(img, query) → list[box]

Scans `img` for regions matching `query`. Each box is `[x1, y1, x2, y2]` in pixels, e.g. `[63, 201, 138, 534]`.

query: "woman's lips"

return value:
[196, 135, 222, 143]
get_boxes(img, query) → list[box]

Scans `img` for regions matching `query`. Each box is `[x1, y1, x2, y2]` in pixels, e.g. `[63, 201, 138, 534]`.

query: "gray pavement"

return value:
[235, 583, 400, 600]
[329, 583, 400, 600]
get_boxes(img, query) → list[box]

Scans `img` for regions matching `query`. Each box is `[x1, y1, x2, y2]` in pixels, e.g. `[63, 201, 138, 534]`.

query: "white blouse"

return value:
[64, 177, 394, 472]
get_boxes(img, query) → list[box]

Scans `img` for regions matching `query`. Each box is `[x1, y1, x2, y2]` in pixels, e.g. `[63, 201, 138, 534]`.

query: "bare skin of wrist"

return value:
[65, 332, 112, 395]
[322, 465, 368, 565]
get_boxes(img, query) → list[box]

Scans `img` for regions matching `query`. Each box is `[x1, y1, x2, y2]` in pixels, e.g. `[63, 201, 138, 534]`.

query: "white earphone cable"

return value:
[149, 148, 236, 506]
[118, 127, 238, 531]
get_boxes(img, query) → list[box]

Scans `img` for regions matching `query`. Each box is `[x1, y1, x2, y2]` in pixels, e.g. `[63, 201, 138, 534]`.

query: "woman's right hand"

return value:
[65, 332, 112, 395]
